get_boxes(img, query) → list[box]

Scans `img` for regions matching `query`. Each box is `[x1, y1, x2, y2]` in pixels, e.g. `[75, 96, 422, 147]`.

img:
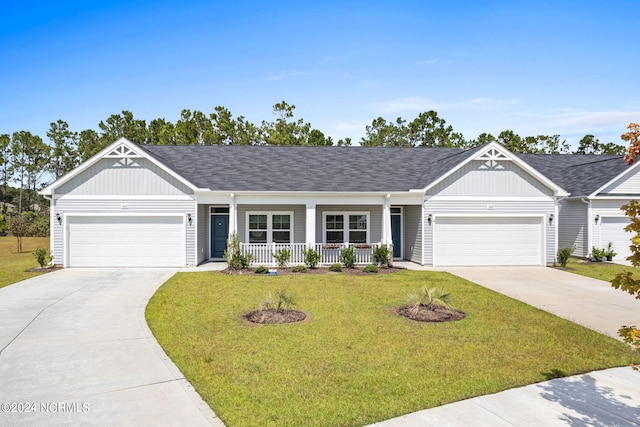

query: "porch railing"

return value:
[240, 242, 385, 266]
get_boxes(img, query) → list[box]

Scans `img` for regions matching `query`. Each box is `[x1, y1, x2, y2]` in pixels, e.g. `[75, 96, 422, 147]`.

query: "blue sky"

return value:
[1, 1, 638, 148]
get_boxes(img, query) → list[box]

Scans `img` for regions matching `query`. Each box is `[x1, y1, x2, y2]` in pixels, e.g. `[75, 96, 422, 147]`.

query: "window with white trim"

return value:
[247, 212, 293, 243]
[323, 212, 369, 244]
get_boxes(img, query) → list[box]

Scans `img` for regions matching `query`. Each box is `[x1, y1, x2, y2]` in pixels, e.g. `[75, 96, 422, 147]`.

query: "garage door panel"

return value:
[68, 216, 184, 267]
[601, 217, 632, 261]
[435, 217, 543, 266]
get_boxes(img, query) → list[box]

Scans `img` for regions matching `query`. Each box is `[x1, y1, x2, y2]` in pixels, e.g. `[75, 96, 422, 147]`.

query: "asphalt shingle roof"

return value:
[139, 144, 633, 196]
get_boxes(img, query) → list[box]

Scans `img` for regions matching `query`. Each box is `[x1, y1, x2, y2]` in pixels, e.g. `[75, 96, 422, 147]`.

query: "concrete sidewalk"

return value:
[0, 268, 223, 426]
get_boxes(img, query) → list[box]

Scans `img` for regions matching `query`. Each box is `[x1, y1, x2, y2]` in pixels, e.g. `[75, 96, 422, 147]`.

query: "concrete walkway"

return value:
[0, 268, 223, 426]
[374, 263, 640, 426]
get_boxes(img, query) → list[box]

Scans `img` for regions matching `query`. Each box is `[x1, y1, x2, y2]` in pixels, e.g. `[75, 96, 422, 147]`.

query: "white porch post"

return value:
[229, 193, 237, 235]
[306, 203, 316, 247]
[382, 194, 392, 245]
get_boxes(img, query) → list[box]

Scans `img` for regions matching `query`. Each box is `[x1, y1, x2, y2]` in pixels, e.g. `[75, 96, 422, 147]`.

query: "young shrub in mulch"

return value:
[329, 263, 342, 272]
[254, 266, 269, 274]
[363, 264, 378, 273]
[244, 289, 307, 324]
[397, 286, 465, 323]
[291, 265, 307, 273]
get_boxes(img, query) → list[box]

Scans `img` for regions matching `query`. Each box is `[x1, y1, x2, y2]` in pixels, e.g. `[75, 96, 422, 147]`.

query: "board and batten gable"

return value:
[423, 157, 558, 266]
[425, 160, 554, 197]
[55, 157, 194, 196]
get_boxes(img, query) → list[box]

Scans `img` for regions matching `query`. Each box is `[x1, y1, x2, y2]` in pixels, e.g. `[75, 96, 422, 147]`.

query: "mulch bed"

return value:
[397, 305, 466, 323]
[244, 309, 307, 324]
[26, 266, 62, 273]
[223, 266, 404, 276]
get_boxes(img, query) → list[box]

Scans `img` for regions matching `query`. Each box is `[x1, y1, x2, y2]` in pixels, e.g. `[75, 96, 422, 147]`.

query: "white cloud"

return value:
[371, 96, 519, 114]
[547, 110, 640, 129]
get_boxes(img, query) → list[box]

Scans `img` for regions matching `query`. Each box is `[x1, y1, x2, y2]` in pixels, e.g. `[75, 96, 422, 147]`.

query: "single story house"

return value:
[40, 137, 634, 268]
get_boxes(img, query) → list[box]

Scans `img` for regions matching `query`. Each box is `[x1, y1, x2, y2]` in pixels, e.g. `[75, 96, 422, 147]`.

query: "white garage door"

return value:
[68, 216, 185, 267]
[435, 217, 543, 266]
[600, 217, 632, 262]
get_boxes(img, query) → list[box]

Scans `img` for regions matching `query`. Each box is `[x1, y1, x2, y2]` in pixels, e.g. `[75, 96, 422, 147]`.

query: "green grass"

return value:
[146, 271, 638, 427]
[0, 236, 51, 289]
[564, 257, 640, 282]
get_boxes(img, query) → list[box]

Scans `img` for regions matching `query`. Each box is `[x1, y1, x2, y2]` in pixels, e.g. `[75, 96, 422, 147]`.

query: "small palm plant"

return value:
[406, 286, 453, 315]
[260, 289, 295, 313]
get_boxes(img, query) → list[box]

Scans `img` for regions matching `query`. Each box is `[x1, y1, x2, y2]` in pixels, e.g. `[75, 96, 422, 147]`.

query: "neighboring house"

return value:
[520, 154, 639, 262]
[41, 138, 570, 268]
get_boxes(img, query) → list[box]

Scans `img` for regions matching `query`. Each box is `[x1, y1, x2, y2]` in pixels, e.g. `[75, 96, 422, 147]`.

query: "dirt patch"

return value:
[244, 309, 307, 324]
[223, 266, 404, 276]
[397, 305, 466, 323]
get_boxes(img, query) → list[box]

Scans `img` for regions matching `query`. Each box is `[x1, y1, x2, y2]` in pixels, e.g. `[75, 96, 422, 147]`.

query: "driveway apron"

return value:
[0, 268, 222, 426]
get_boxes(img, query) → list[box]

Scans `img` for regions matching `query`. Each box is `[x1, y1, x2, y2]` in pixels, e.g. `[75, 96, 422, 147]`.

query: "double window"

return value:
[324, 212, 369, 244]
[247, 212, 292, 243]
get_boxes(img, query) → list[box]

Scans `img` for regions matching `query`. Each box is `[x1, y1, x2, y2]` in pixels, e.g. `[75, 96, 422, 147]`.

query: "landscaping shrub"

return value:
[259, 289, 295, 313]
[363, 264, 378, 273]
[557, 247, 572, 267]
[224, 232, 254, 270]
[591, 247, 606, 262]
[406, 286, 453, 314]
[339, 246, 356, 268]
[33, 247, 48, 268]
[329, 263, 342, 272]
[303, 247, 320, 269]
[254, 266, 269, 274]
[272, 248, 291, 268]
[372, 246, 390, 267]
[291, 265, 307, 273]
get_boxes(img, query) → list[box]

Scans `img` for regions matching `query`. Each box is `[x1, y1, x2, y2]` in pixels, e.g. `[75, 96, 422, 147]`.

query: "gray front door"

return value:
[391, 214, 401, 258]
[211, 215, 229, 258]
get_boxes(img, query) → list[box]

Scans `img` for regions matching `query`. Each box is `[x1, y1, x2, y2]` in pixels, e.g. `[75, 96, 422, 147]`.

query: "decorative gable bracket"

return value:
[477, 147, 509, 170]
[104, 144, 143, 159]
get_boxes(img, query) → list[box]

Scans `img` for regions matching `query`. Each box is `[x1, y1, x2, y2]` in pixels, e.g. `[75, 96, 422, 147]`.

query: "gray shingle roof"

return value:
[141, 145, 465, 192]
[517, 153, 631, 196]
[139, 144, 632, 196]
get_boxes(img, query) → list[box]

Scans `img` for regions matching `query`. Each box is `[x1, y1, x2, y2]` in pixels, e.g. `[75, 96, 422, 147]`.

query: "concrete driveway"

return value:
[439, 266, 640, 339]
[0, 268, 223, 426]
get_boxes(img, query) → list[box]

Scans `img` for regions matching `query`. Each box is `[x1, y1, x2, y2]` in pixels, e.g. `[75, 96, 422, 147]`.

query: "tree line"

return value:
[0, 101, 627, 217]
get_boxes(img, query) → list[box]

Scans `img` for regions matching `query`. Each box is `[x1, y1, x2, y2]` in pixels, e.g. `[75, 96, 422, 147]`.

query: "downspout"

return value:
[44, 193, 54, 265]
[581, 198, 592, 257]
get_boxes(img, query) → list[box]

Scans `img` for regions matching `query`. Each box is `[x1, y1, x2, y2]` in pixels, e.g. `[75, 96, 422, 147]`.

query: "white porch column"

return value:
[306, 203, 316, 247]
[229, 193, 237, 235]
[382, 194, 392, 245]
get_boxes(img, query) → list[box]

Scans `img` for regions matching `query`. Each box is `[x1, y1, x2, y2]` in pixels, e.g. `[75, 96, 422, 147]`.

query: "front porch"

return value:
[240, 242, 388, 266]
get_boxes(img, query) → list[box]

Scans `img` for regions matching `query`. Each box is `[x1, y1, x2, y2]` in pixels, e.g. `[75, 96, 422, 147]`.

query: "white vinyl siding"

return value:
[557, 199, 588, 257]
[434, 216, 544, 266]
[426, 160, 553, 197]
[67, 215, 185, 267]
[56, 158, 193, 195]
[404, 205, 422, 264]
[599, 167, 640, 194]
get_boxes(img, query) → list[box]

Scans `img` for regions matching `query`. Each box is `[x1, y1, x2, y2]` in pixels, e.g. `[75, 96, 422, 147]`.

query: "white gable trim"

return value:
[421, 142, 569, 197]
[589, 161, 640, 198]
[41, 138, 200, 195]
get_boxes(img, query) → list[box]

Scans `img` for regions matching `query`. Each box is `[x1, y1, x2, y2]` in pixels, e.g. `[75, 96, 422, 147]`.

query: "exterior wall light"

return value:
[548, 213, 554, 225]
[55, 212, 62, 225]
[186, 213, 192, 225]
[595, 214, 600, 224]
[427, 213, 433, 225]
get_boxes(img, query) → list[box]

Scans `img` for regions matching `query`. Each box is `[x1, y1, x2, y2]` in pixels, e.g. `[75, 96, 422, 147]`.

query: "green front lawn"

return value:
[0, 236, 51, 289]
[146, 271, 638, 427]
[564, 257, 640, 282]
